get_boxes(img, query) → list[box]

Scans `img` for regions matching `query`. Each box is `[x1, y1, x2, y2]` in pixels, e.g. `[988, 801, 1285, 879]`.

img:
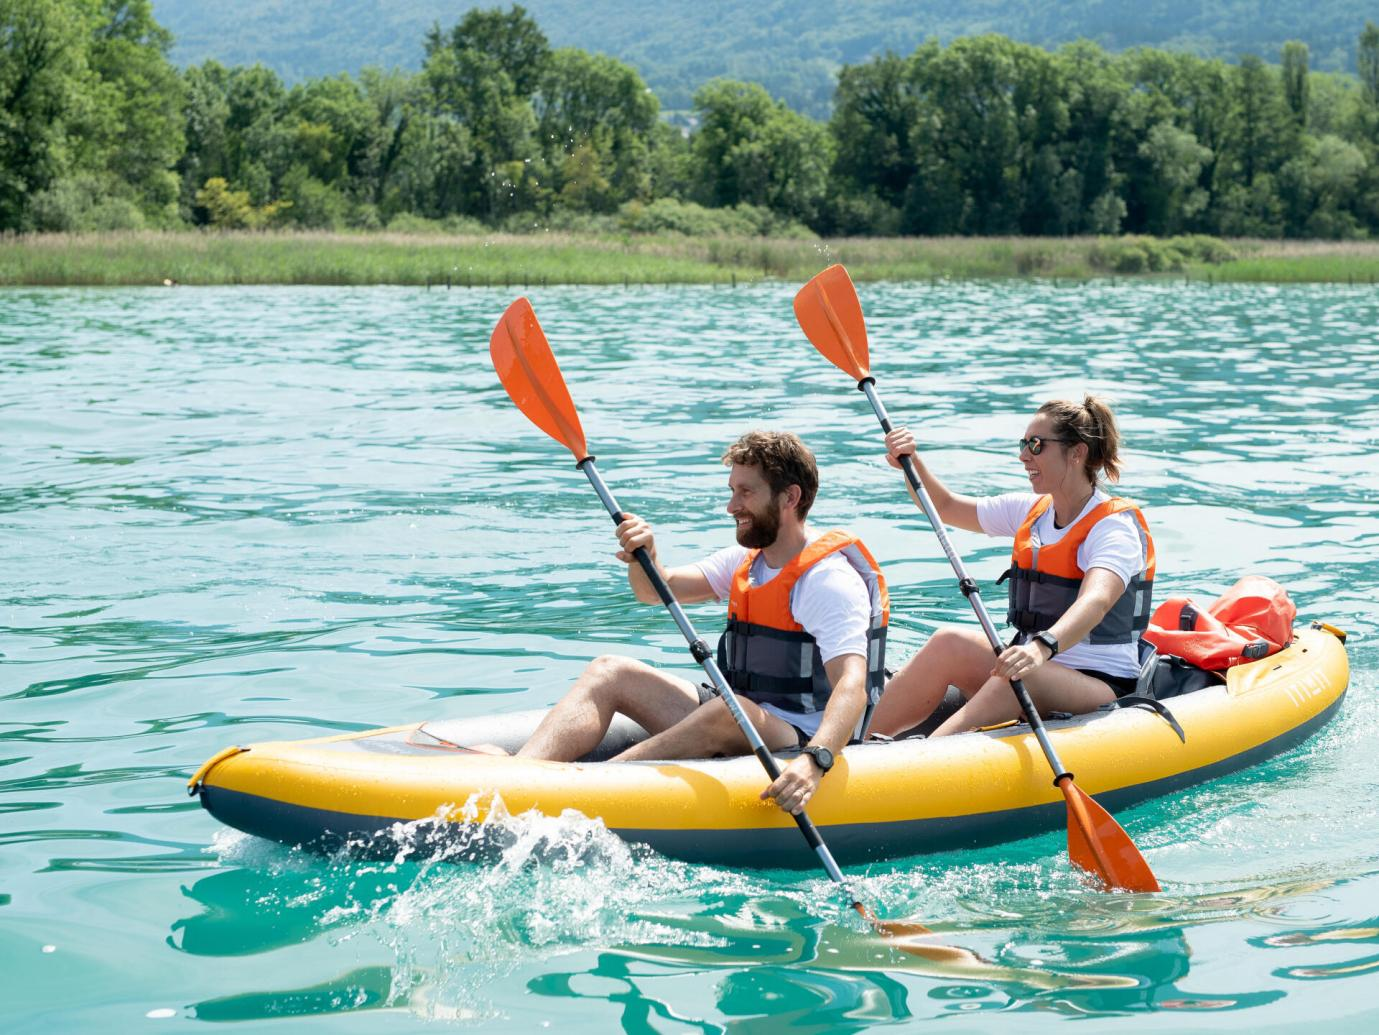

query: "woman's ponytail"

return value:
[1037, 394, 1122, 484]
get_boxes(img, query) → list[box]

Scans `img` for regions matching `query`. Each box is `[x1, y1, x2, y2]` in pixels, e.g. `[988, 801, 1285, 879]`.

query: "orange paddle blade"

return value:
[1062, 780, 1160, 893]
[793, 264, 870, 381]
[490, 297, 589, 462]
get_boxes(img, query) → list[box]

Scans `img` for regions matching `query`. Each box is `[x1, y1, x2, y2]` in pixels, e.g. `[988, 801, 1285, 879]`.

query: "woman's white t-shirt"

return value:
[695, 537, 870, 737]
[976, 489, 1146, 678]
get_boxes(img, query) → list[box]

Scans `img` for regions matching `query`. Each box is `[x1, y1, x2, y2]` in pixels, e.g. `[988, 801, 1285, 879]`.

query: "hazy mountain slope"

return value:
[152, 0, 1374, 114]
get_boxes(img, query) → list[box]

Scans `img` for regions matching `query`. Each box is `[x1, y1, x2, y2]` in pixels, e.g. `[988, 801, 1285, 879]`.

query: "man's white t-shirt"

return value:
[976, 490, 1146, 679]
[695, 536, 870, 737]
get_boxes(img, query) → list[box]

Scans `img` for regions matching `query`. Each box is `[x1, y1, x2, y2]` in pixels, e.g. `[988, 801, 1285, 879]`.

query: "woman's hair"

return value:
[1037, 395, 1122, 484]
[722, 430, 819, 517]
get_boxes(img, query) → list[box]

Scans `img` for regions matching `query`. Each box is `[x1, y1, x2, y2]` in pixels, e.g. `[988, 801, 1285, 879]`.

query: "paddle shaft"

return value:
[576, 457, 862, 897]
[857, 379, 1072, 783]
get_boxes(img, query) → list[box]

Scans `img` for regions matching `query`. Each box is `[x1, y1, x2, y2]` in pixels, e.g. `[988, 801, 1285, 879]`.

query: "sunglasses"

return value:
[1018, 436, 1077, 456]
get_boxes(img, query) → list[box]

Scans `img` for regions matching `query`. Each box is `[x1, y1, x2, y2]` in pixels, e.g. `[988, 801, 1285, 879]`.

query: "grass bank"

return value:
[1, 230, 1377, 286]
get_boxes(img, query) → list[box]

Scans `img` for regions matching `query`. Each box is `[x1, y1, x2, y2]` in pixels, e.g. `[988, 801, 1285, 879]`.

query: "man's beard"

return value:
[735, 499, 782, 549]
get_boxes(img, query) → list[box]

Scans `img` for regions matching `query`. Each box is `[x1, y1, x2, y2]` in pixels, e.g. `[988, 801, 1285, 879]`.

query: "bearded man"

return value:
[513, 430, 888, 816]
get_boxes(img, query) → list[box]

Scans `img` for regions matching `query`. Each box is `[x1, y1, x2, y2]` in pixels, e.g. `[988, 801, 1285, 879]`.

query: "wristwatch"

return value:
[1032, 630, 1060, 659]
[801, 745, 834, 772]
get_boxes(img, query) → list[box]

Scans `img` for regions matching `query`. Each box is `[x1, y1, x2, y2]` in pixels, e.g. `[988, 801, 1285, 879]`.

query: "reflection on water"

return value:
[3, 283, 1377, 1031]
[160, 815, 1373, 1026]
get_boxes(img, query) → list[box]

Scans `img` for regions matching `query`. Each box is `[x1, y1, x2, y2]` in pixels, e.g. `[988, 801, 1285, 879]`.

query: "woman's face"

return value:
[1019, 414, 1086, 494]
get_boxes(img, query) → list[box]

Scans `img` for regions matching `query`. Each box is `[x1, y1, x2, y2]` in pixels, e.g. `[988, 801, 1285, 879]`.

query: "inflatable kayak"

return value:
[189, 623, 1348, 868]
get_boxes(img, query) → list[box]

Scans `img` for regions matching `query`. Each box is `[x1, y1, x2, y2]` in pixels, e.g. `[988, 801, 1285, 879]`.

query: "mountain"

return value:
[151, 0, 1375, 115]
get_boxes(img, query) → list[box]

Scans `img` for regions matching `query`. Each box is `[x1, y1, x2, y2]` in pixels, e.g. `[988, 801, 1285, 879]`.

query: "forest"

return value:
[3, 1, 1378, 240]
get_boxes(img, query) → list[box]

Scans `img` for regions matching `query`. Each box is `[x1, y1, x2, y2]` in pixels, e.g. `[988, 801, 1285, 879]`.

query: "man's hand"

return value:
[614, 512, 656, 564]
[761, 753, 824, 815]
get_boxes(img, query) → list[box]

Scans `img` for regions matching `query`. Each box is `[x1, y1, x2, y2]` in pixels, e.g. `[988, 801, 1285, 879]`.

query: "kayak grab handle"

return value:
[187, 745, 248, 796]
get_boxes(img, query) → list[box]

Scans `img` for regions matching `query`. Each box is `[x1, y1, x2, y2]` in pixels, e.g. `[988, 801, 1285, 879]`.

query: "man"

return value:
[515, 430, 888, 816]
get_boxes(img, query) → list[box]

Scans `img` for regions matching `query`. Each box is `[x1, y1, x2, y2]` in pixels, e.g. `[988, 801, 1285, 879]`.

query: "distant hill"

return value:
[151, 0, 1375, 115]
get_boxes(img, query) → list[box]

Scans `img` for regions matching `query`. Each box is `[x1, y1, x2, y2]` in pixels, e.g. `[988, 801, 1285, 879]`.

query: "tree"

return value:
[0, 0, 92, 229]
[829, 52, 921, 211]
[1360, 21, 1379, 106]
[1136, 122, 1212, 234]
[84, 0, 184, 222]
[1281, 41, 1310, 126]
[536, 48, 659, 210]
[691, 79, 831, 226]
[425, 4, 548, 100]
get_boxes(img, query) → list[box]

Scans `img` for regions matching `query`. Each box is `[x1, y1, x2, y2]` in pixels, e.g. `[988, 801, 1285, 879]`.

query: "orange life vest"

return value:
[716, 530, 888, 738]
[1001, 496, 1155, 644]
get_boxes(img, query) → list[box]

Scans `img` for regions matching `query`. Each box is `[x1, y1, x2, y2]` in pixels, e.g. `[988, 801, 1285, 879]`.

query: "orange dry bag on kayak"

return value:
[1142, 575, 1296, 670]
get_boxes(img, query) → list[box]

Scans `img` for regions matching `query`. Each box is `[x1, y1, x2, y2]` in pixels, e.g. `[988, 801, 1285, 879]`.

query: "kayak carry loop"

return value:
[1313, 621, 1347, 644]
[186, 745, 248, 796]
[794, 264, 1160, 894]
[1112, 696, 1187, 743]
[491, 296, 939, 946]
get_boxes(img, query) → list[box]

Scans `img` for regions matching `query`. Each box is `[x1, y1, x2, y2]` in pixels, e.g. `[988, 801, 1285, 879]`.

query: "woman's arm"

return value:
[884, 427, 983, 533]
[991, 568, 1124, 681]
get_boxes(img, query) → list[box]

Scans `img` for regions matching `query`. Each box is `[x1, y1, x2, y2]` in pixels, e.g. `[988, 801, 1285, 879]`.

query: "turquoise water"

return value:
[2, 281, 1376, 1032]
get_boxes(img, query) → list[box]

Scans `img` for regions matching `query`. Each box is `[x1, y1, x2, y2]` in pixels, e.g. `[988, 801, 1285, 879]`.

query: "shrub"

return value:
[26, 176, 147, 232]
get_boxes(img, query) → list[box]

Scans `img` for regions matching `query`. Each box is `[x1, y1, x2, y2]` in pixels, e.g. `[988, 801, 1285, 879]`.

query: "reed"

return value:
[1, 230, 1376, 286]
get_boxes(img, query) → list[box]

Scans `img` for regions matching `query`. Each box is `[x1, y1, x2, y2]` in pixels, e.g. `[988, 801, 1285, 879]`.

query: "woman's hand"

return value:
[761, 754, 823, 815]
[884, 427, 917, 470]
[992, 640, 1051, 682]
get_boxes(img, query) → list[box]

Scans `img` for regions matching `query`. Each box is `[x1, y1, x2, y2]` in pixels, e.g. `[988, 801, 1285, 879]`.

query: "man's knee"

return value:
[688, 698, 749, 753]
[575, 654, 644, 701]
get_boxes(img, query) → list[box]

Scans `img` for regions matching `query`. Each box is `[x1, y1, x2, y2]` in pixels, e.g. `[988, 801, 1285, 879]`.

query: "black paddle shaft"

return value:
[573, 457, 862, 889]
[857, 378, 1072, 784]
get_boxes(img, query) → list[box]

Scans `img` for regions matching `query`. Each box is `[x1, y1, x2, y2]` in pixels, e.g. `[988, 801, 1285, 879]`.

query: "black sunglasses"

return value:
[1018, 435, 1077, 456]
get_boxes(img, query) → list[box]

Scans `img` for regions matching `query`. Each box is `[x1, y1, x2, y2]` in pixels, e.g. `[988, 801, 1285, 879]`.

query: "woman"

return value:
[871, 395, 1154, 739]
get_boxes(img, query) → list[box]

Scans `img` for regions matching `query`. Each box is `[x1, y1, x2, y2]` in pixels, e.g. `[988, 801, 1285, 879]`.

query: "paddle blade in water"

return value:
[1063, 781, 1161, 893]
[490, 298, 589, 462]
[793, 264, 870, 381]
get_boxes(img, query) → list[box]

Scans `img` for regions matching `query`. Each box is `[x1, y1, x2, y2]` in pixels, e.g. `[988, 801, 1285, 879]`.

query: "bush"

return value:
[280, 168, 347, 229]
[385, 212, 489, 235]
[26, 176, 147, 232]
[616, 198, 813, 237]
[195, 178, 290, 229]
[1089, 234, 1235, 274]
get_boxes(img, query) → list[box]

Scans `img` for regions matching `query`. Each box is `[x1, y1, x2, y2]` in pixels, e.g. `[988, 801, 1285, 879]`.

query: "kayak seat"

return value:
[1134, 640, 1224, 701]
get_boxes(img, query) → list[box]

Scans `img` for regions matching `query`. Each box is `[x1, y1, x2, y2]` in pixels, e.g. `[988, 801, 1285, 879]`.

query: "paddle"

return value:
[793, 265, 1160, 894]
[489, 296, 933, 938]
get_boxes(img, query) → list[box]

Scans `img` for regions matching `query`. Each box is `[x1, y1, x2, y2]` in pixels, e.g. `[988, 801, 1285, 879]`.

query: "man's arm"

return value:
[761, 653, 867, 815]
[615, 513, 718, 605]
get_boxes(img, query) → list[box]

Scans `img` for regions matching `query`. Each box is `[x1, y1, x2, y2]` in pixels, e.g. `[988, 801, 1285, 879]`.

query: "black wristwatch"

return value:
[801, 745, 834, 772]
[1032, 630, 1060, 659]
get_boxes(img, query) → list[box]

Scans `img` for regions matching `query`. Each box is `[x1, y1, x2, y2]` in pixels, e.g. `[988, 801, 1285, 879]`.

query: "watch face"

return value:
[809, 746, 833, 770]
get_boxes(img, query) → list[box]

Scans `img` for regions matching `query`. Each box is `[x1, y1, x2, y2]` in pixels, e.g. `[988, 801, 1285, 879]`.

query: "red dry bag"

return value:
[1142, 575, 1296, 671]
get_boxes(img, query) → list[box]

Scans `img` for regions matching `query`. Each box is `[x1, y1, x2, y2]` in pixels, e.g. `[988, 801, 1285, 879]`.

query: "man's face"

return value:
[726, 464, 785, 549]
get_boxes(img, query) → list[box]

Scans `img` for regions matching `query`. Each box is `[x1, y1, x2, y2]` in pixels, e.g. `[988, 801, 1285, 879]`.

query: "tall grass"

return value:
[1, 230, 1376, 286]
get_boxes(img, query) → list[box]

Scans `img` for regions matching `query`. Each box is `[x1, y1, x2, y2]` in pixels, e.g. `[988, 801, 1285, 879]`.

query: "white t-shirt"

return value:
[976, 490, 1146, 678]
[695, 535, 870, 736]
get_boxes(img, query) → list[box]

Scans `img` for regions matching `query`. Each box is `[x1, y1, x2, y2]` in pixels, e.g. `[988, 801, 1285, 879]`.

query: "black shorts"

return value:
[697, 684, 810, 747]
[1076, 667, 1139, 698]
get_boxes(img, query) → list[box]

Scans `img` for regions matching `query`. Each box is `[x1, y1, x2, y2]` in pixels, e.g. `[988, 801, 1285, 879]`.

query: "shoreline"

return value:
[2, 231, 1378, 287]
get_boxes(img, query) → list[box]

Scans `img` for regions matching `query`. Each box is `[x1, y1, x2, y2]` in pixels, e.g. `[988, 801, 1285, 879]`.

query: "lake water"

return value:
[3, 281, 1376, 1032]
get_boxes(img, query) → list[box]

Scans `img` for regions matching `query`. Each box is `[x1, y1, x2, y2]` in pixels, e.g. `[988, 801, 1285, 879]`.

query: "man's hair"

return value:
[721, 431, 819, 518]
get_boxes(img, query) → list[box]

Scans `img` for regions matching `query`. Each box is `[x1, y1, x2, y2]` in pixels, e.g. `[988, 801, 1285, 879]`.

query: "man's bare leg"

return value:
[517, 655, 701, 761]
[614, 695, 801, 761]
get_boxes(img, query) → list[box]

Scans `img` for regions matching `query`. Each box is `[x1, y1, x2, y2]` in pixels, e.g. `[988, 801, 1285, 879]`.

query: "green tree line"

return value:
[4, 1, 1378, 238]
